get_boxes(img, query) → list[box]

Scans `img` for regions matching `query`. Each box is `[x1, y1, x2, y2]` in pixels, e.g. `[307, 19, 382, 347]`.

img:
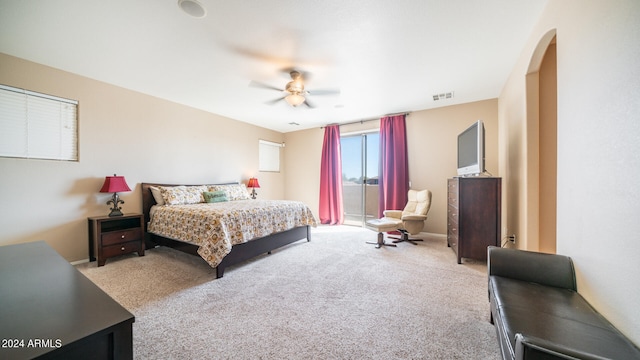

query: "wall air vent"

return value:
[432, 92, 454, 101]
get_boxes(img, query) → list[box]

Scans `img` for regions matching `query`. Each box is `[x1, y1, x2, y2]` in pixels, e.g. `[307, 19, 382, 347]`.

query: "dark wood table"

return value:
[0, 241, 134, 359]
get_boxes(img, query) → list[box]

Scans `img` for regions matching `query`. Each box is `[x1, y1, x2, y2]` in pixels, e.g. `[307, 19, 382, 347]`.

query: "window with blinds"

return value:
[258, 139, 283, 172]
[0, 84, 78, 161]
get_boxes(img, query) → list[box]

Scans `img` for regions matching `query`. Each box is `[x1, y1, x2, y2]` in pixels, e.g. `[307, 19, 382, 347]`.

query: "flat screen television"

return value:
[457, 120, 485, 176]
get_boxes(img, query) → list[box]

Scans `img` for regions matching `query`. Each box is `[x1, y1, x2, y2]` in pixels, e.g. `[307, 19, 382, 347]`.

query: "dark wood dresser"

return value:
[0, 241, 134, 359]
[447, 177, 501, 264]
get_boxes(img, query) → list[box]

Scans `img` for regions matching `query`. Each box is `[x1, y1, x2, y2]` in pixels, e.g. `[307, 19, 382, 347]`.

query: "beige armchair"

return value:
[366, 189, 432, 247]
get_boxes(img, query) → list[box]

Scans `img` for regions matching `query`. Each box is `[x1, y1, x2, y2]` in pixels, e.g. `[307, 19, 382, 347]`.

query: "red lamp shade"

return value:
[100, 175, 131, 193]
[247, 177, 260, 188]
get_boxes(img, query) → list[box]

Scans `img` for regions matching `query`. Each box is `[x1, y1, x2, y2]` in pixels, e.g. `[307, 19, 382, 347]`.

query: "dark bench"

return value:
[487, 246, 640, 360]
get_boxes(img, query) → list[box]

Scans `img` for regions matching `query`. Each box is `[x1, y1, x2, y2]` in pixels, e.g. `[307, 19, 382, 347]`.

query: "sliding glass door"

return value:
[340, 132, 379, 226]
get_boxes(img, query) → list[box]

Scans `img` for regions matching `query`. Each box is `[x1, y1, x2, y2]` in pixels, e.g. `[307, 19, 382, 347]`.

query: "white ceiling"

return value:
[0, 0, 547, 133]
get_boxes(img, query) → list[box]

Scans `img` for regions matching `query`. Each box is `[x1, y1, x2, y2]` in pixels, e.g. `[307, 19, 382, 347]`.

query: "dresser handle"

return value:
[121, 246, 125, 251]
[121, 234, 125, 239]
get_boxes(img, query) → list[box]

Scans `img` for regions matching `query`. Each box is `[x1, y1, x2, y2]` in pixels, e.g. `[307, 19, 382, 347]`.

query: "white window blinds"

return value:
[0, 84, 78, 161]
[258, 139, 283, 172]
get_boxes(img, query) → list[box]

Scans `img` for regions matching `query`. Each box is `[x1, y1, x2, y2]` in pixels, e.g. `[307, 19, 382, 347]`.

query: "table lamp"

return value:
[247, 177, 260, 199]
[99, 174, 131, 216]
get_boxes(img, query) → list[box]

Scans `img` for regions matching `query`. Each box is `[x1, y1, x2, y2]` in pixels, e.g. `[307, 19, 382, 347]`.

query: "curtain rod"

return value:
[321, 112, 410, 129]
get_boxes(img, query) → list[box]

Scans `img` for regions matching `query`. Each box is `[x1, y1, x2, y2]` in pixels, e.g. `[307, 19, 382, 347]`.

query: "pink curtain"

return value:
[319, 125, 344, 225]
[378, 114, 409, 217]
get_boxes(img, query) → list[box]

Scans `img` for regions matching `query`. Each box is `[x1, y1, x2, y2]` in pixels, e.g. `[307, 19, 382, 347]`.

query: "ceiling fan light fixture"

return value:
[285, 93, 305, 107]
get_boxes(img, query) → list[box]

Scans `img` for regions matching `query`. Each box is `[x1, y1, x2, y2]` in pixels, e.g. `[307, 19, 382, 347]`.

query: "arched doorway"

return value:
[526, 30, 557, 253]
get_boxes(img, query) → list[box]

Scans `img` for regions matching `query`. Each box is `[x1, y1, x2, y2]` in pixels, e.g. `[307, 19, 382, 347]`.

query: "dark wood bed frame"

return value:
[141, 182, 311, 278]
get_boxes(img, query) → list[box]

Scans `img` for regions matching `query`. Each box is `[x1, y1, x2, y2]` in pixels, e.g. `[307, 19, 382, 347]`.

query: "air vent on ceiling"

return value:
[288, 122, 300, 126]
[432, 92, 454, 101]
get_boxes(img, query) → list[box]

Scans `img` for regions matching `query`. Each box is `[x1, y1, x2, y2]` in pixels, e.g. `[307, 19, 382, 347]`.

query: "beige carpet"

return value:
[76, 225, 500, 359]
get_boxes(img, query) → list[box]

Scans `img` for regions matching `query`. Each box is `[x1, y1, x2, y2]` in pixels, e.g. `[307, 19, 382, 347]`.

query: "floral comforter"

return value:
[148, 200, 317, 268]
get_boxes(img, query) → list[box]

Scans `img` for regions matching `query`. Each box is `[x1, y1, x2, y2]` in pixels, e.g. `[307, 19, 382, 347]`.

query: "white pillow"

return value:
[149, 186, 165, 206]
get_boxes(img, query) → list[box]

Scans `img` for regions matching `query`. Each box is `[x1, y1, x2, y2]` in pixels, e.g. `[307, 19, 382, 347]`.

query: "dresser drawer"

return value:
[447, 179, 458, 192]
[448, 204, 458, 220]
[448, 191, 458, 205]
[102, 228, 142, 246]
[448, 224, 458, 237]
[447, 228, 458, 249]
[102, 241, 142, 258]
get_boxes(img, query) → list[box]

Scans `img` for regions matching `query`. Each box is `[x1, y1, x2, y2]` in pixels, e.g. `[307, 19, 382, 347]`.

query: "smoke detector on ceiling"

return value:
[432, 92, 454, 101]
[178, 0, 207, 18]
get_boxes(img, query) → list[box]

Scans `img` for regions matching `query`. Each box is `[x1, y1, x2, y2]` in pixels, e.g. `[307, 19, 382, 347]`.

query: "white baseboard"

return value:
[70, 258, 90, 266]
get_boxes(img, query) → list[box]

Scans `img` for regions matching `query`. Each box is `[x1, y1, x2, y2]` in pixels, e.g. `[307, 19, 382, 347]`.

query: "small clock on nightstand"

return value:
[88, 213, 145, 266]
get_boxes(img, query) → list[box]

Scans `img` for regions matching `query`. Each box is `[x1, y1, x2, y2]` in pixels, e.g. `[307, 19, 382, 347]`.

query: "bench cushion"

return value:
[490, 276, 640, 359]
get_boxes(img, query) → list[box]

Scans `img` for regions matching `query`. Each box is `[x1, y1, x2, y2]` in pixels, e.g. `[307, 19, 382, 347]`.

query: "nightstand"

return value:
[88, 213, 145, 266]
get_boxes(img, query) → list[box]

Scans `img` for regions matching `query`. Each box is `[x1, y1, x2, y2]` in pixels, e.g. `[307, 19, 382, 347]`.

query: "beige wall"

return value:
[0, 53, 284, 262]
[499, 0, 640, 345]
[538, 42, 557, 254]
[285, 99, 499, 235]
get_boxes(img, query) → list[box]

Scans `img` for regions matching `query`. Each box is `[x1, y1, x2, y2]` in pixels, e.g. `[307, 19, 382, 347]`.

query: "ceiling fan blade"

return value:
[249, 81, 284, 92]
[307, 89, 340, 96]
[265, 96, 286, 105]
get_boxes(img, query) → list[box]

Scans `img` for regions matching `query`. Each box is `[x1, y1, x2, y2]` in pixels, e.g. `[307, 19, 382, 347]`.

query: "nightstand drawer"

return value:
[102, 228, 143, 246]
[102, 241, 142, 258]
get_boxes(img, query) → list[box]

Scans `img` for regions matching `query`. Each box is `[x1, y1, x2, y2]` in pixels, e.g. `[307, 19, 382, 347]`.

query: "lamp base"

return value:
[108, 209, 124, 217]
[106, 192, 125, 217]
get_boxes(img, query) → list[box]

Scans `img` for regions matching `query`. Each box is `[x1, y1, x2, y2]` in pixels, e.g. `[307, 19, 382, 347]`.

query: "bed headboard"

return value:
[141, 182, 238, 232]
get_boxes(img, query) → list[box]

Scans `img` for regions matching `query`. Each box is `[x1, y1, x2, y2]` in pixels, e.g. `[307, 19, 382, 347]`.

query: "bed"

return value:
[141, 182, 316, 278]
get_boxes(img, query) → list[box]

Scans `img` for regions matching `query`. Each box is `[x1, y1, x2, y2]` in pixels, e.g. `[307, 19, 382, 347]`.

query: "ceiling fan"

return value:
[249, 70, 339, 108]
